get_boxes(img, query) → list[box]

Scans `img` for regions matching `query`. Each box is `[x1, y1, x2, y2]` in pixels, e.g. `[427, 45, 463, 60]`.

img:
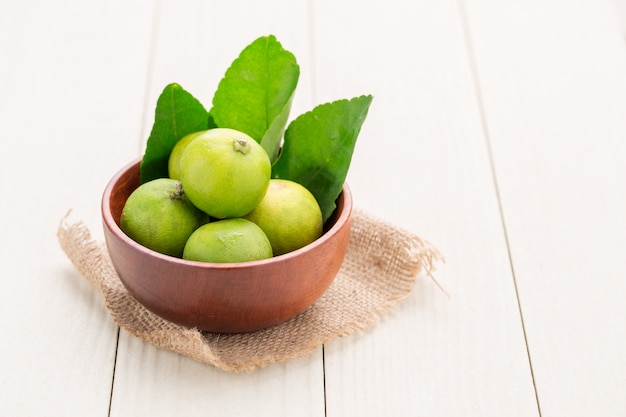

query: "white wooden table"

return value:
[2, 0, 626, 415]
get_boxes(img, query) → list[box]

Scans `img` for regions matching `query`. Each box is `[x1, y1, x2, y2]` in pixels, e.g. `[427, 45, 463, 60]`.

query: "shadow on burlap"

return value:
[57, 208, 443, 372]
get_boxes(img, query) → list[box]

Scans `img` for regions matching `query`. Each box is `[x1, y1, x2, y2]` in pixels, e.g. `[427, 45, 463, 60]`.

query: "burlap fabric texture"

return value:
[57, 208, 443, 372]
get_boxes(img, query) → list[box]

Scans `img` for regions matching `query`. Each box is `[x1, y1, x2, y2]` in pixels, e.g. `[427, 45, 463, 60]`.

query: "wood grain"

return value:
[2, 0, 625, 416]
[107, 1, 327, 416]
[0, 1, 155, 415]
[464, 0, 626, 415]
[313, 0, 538, 415]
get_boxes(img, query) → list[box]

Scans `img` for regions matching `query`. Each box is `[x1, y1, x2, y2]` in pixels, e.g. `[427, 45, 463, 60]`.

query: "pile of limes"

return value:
[120, 128, 323, 263]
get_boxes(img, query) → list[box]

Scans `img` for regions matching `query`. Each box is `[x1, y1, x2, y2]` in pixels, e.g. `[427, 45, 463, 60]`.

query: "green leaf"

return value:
[140, 83, 210, 183]
[272, 95, 373, 222]
[210, 35, 299, 162]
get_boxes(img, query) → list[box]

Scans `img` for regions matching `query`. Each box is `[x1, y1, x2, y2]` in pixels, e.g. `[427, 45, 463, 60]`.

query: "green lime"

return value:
[168, 131, 203, 180]
[182, 218, 273, 263]
[244, 179, 323, 256]
[120, 178, 206, 257]
[179, 128, 271, 219]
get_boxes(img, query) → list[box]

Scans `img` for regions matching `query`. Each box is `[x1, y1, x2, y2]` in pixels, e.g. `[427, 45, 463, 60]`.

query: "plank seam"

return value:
[107, 327, 121, 417]
[322, 344, 328, 417]
[138, 0, 163, 153]
[456, 1, 543, 416]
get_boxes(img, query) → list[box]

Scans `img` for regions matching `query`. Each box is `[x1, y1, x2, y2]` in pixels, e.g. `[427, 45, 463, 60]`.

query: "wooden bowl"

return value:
[101, 158, 352, 333]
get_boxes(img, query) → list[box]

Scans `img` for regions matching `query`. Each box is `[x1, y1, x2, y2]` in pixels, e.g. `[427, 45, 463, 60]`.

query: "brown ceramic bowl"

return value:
[101, 158, 352, 333]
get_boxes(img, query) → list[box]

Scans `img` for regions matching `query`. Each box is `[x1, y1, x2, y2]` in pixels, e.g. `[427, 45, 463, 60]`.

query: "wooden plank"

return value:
[463, 0, 626, 415]
[0, 0, 155, 415]
[313, 0, 539, 416]
[107, 1, 326, 416]
[111, 334, 325, 416]
[610, 0, 626, 35]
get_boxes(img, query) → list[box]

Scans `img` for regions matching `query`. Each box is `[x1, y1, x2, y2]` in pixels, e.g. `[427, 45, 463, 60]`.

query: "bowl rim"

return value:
[102, 157, 353, 270]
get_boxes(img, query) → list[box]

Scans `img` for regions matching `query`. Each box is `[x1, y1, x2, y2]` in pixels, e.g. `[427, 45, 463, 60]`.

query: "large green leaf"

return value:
[272, 95, 373, 222]
[210, 35, 299, 162]
[140, 83, 210, 183]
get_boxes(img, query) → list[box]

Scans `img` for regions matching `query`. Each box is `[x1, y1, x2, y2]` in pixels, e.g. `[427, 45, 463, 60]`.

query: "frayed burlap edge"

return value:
[57, 208, 443, 372]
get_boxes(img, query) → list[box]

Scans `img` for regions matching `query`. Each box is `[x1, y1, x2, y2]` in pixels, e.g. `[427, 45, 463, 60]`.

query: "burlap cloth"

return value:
[57, 208, 443, 372]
